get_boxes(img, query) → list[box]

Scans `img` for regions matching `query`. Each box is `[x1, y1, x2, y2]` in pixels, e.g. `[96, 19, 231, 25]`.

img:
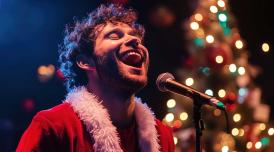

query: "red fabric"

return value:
[17, 103, 174, 152]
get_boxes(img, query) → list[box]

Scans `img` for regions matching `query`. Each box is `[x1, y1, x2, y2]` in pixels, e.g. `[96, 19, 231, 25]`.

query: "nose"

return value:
[125, 36, 140, 48]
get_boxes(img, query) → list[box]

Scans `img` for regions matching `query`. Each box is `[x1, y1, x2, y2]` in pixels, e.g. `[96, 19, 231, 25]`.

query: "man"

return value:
[17, 4, 174, 152]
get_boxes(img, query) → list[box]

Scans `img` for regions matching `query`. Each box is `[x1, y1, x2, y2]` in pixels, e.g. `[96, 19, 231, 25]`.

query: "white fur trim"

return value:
[65, 87, 160, 152]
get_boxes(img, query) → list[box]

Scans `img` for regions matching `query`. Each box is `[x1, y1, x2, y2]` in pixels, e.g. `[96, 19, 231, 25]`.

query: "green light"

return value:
[261, 137, 270, 146]
[218, 13, 227, 22]
[194, 38, 204, 47]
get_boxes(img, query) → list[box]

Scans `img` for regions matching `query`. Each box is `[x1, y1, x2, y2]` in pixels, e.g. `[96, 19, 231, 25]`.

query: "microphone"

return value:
[156, 72, 226, 110]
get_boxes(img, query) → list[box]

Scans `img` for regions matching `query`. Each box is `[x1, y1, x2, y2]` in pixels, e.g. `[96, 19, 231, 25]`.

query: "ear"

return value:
[76, 55, 96, 71]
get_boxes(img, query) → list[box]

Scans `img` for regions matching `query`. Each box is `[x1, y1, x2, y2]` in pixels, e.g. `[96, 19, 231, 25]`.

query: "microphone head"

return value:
[156, 72, 175, 92]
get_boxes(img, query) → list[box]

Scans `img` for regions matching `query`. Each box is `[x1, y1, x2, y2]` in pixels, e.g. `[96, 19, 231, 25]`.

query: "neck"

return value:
[87, 80, 136, 128]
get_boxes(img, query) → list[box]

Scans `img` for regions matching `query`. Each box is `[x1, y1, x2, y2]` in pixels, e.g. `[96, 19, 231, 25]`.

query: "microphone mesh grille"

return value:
[156, 73, 175, 92]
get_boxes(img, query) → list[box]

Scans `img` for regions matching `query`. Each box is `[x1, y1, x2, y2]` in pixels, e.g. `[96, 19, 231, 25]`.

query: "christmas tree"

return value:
[161, 0, 273, 151]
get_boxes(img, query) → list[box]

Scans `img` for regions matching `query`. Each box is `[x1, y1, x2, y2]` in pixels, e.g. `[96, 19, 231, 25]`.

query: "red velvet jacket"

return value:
[17, 103, 175, 152]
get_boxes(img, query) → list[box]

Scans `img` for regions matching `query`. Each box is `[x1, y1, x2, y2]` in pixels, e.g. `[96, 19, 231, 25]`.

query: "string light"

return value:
[206, 35, 214, 43]
[232, 128, 239, 136]
[205, 89, 213, 96]
[233, 113, 241, 122]
[190, 22, 199, 30]
[238, 67, 246, 75]
[217, 0, 226, 7]
[239, 128, 245, 136]
[229, 64, 237, 72]
[174, 137, 178, 145]
[262, 43, 270, 52]
[210, 6, 218, 13]
[235, 40, 243, 49]
[221, 146, 229, 152]
[194, 13, 203, 21]
[180, 112, 188, 121]
[246, 142, 252, 149]
[215, 55, 224, 64]
[185, 77, 194, 86]
[218, 89, 226, 98]
[218, 13, 227, 22]
[165, 113, 174, 122]
[167, 99, 176, 108]
[268, 128, 274, 135]
[259, 123, 266, 131]
[255, 141, 262, 149]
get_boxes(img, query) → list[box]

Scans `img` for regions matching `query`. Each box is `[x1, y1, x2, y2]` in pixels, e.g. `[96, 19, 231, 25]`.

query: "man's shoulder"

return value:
[33, 103, 78, 126]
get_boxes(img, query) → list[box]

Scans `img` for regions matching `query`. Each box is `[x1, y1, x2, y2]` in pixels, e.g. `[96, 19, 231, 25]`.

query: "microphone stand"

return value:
[192, 92, 205, 152]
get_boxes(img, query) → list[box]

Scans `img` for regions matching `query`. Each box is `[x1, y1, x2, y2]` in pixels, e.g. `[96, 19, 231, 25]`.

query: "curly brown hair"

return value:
[58, 4, 145, 91]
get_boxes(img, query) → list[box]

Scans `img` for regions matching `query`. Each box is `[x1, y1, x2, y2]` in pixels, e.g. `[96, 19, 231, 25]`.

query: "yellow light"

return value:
[180, 112, 188, 121]
[215, 55, 224, 64]
[268, 128, 274, 135]
[194, 13, 203, 21]
[217, 0, 225, 7]
[239, 128, 245, 136]
[229, 64, 237, 72]
[233, 113, 241, 122]
[190, 22, 199, 30]
[167, 99, 176, 108]
[238, 67, 246, 75]
[235, 40, 243, 49]
[185, 77, 194, 86]
[259, 123, 266, 130]
[210, 5, 218, 13]
[213, 109, 222, 116]
[218, 89, 226, 98]
[206, 35, 214, 43]
[262, 43, 270, 52]
[221, 146, 229, 152]
[231, 128, 239, 136]
[255, 141, 262, 149]
[174, 137, 178, 145]
[246, 142, 252, 149]
[165, 113, 174, 122]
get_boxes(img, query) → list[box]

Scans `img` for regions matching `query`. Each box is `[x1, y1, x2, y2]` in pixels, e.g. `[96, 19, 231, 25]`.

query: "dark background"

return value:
[0, 0, 273, 151]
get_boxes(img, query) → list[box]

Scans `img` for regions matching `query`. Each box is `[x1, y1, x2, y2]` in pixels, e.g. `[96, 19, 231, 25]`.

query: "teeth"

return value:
[121, 52, 142, 61]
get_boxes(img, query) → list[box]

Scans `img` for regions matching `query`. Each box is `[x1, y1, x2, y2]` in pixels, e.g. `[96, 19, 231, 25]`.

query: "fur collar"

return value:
[65, 86, 160, 152]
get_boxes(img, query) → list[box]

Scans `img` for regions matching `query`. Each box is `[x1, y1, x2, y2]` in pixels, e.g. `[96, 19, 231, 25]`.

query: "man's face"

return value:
[92, 22, 149, 93]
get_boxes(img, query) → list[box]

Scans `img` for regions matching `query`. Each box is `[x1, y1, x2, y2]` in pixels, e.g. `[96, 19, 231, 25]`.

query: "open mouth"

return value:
[118, 50, 144, 68]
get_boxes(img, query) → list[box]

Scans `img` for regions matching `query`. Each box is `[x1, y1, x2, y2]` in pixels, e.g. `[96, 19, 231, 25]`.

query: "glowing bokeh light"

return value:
[210, 6, 218, 13]
[259, 123, 266, 131]
[165, 113, 174, 122]
[233, 113, 241, 122]
[268, 128, 274, 135]
[206, 35, 214, 43]
[229, 64, 237, 72]
[238, 67, 246, 75]
[190, 22, 199, 30]
[185, 77, 194, 86]
[174, 137, 178, 145]
[180, 112, 188, 121]
[262, 43, 270, 52]
[205, 89, 213, 96]
[218, 13, 227, 22]
[235, 40, 243, 49]
[218, 89, 226, 98]
[194, 13, 203, 21]
[167, 99, 176, 108]
[217, 0, 225, 7]
[246, 142, 252, 149]
[255, 141, 262, 149]
[215, 55, 224, 64]
[232, 128, 239, 136]
[221, 146, 229, 152]
[239, 128, 245, 136]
